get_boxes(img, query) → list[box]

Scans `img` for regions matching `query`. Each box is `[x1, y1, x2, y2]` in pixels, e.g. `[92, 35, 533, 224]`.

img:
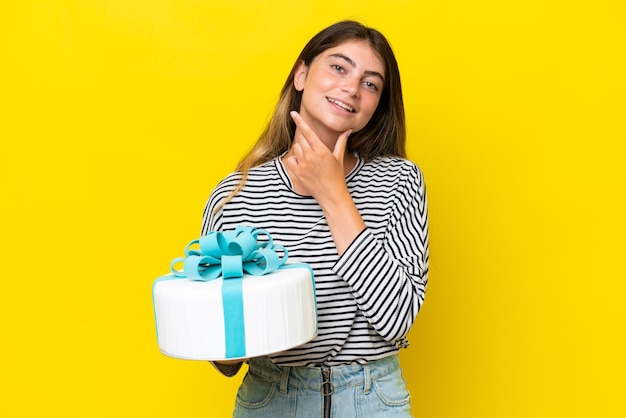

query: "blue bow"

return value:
[171, 225, 288, 281]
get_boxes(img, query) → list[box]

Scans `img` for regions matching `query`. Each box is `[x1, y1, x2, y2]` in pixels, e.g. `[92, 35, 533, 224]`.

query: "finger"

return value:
[290, 110, 305, 128]
[294, 130, 312, 152]
[333, 129, 352, 161]
[291, 142, 304, 160]
[284, 154, 298, 170]
[290, 111, 318, 147]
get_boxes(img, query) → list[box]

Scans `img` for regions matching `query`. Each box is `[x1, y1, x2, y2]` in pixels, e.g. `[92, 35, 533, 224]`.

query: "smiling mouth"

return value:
[327, 98, 355, 113]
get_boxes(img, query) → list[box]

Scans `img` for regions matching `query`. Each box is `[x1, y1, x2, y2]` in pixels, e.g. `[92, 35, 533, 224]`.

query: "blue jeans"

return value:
[233, 355, 412, 417]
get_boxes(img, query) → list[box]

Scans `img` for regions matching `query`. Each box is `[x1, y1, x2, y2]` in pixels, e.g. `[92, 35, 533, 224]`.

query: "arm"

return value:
[210, 360, 244, 377]
[284, 112, 429, 341]
[334, 167, 429, 342]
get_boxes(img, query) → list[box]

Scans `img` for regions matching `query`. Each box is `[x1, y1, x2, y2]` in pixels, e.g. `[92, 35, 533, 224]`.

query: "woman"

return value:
[202, 20, 429, 417]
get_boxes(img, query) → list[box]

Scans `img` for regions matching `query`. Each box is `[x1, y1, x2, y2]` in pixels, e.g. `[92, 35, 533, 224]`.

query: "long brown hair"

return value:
[222, 20, 406, 207]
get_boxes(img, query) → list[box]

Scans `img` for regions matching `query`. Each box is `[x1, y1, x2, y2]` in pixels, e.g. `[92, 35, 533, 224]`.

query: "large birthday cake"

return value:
[152, 226, 317, 361]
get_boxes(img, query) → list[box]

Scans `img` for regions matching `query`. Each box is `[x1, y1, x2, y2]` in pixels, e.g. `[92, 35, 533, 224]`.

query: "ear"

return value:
[293, 61, 307, 91]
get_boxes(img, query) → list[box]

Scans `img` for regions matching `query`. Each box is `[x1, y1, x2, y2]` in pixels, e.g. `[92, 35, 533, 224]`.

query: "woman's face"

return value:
[294, 40, 385, 138]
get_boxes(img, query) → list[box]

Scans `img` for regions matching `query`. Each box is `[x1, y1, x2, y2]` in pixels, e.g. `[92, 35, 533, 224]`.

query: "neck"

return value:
[282, 147, 357, 178]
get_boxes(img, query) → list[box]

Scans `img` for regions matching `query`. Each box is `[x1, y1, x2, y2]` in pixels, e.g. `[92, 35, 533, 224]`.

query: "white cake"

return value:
[153, 266, 317, 361]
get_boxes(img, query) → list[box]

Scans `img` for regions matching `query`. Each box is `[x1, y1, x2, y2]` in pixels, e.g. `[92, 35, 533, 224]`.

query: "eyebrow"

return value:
[328, 53, 385, 82]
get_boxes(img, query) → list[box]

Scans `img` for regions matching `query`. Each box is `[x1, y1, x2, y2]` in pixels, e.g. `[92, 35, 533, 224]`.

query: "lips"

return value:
[326, 97, 355, 113]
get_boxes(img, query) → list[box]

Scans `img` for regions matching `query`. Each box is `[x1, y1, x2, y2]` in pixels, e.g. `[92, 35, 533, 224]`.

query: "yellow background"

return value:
[1, 1, 624, 417]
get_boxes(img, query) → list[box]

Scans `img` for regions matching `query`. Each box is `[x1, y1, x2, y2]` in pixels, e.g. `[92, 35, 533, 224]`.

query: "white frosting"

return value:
[153, 267, 317, 360]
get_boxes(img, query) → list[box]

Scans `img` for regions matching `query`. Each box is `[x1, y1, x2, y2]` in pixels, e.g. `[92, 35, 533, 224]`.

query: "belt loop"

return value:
[363, 363, 371, 394]
[279, 366, 290, 394]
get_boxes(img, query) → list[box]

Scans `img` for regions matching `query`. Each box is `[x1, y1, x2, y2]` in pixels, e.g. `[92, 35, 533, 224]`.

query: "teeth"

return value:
[327, 98, 354, 112]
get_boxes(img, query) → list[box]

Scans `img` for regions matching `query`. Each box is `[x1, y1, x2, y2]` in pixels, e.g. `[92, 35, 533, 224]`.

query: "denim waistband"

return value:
[247, 355, 401, 393]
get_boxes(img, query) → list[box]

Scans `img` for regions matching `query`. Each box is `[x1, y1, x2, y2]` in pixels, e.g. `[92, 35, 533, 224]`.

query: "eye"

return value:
[363, 81, 379, 91]
[331, 64, 345, 73]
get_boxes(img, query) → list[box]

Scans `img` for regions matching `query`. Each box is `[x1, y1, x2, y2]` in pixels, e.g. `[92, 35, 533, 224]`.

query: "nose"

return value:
[341, 75, 360, 97]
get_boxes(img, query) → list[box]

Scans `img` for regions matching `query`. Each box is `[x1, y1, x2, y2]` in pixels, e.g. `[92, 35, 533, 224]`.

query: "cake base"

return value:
[153, 266, 317, 360]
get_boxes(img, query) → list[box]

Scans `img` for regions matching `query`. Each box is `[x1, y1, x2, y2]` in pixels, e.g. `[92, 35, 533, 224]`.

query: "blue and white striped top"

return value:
[202, 154, 429, 367]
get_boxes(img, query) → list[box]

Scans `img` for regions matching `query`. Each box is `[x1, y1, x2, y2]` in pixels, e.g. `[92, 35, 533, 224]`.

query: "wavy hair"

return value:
[220, 20, 406, 208]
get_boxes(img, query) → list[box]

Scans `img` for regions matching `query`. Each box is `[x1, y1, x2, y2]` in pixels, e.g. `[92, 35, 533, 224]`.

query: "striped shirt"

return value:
[202, 154, 429, 367]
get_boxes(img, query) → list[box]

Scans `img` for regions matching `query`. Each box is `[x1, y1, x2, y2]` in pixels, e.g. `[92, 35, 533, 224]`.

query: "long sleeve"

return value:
[333, 163, 429, 343]
[201, 172, 241, 237]
[197, 157, 428, 366]
[210, 361, 244, 377]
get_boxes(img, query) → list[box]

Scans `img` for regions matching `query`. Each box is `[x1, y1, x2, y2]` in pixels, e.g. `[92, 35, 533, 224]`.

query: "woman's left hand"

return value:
[285, 111, 352, 204]
[285, 111, 365, 255]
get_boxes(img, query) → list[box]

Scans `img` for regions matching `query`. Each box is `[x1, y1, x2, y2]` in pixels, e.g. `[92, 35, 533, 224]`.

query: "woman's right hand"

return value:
[213, 359, 248, 365]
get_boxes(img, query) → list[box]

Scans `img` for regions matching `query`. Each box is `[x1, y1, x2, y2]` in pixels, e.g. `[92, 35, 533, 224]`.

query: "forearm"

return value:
[318, 186, 366, 256]
[334, 229, 427, 341]
[333, 164, 429, 341]
[210, 360, 244, 377]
